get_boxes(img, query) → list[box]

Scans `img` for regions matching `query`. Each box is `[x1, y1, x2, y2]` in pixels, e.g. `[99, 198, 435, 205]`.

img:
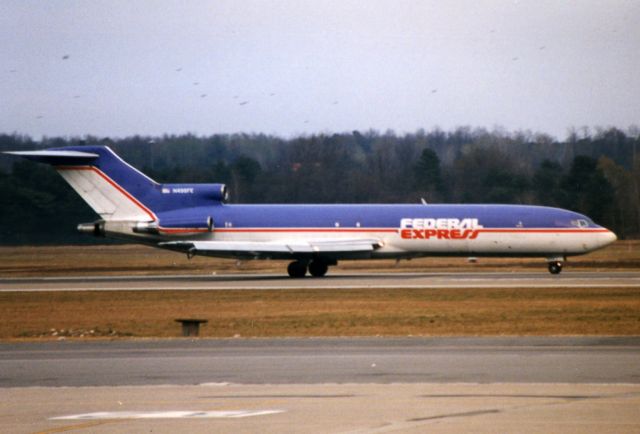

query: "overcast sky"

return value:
[1, 0, 638, 140]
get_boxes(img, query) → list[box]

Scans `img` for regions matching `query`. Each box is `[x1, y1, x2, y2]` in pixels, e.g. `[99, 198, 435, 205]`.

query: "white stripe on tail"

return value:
[56, 166, 155, 221]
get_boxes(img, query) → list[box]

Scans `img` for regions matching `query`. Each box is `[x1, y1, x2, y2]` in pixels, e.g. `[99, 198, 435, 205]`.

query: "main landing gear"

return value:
[547, 261, 563, 275]
[287, 261, 308, 278]
[287, 259, 330, 278]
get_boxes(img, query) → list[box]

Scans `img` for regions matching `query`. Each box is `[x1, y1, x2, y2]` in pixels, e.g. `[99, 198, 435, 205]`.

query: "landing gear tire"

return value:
[308, 260, 329, 277]
[548, 261, 563, 275]
[287, 261, 307, 278]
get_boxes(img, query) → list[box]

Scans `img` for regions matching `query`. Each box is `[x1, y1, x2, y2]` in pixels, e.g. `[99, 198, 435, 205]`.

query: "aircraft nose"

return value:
[601, 229, 617, 247]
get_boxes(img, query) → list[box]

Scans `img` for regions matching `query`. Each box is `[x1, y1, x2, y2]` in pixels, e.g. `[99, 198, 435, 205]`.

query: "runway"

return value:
[1, 271, 639, 291]
[2, 271, 639, 432]
[2, 337, 640, 433]
[2, 337, 639, 387]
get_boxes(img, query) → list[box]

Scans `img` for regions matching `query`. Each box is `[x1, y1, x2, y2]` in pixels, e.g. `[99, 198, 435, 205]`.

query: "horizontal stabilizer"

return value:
[159, 239, 382, 258]
[4, 150, 99, 165]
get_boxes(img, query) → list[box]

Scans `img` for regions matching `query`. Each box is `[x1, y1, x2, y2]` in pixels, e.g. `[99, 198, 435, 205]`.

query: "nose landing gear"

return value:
[547, 261, 563, 274]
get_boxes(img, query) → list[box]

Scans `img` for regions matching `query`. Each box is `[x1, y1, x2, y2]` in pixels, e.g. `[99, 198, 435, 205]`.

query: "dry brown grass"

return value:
[2, 286, 639, 340]
[0, 240, 638, 277]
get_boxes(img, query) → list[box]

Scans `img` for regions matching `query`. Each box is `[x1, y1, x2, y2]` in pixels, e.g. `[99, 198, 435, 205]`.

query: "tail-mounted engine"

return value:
[159, 183, 228, 206]
[77, 220, 105, 237]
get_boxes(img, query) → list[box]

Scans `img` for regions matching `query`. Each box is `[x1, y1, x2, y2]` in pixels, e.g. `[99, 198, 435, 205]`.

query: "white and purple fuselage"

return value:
[6, 146, 617, 276]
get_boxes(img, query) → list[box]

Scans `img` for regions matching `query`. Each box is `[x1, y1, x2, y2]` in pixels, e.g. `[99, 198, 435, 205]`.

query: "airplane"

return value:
[5, 146, 617, 277]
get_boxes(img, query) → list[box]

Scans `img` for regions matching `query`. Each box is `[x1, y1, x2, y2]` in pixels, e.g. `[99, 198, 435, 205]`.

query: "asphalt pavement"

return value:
[2, 337, 640, 433]
[2, 337, 639, 387]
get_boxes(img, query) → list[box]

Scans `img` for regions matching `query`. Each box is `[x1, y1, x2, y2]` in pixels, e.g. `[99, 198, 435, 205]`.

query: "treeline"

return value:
[1, 127, 639, 244]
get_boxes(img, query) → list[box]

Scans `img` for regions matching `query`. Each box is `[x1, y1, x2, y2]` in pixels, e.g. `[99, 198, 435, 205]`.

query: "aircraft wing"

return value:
[159, 238, 383, 259]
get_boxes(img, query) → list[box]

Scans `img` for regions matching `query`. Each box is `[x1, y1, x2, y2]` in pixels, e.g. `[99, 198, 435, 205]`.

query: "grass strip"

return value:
[2, 286, 639, 340]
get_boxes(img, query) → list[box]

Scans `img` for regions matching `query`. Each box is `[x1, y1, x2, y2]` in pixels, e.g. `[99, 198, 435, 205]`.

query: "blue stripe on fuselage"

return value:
[44, 146, 600, 231]
[156, 204, 600, 230]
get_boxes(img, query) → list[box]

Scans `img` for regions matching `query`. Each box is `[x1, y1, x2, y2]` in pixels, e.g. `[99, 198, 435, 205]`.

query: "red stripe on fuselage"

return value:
[158, 227, 611, 235]
[159, 228, 210, 234]
[55, 165, 156, 221]
[156, 227, 397, 234]
[476, 228, 610, 234]
[216, 228, 398, 233]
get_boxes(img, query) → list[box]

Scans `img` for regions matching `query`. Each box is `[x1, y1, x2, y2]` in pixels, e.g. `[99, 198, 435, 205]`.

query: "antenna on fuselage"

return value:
[420, 198, 428, 205]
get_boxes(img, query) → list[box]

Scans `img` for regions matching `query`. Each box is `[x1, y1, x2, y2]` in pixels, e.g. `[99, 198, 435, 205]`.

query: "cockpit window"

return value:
[555, 218, 592, 228]
[570, 219, 590, 228]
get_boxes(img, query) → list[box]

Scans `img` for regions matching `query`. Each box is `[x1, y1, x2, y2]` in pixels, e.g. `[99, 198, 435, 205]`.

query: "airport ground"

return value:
[0, 241, 639, 339]
[1, 241, 639, 432]
[2, 337, 640, 433]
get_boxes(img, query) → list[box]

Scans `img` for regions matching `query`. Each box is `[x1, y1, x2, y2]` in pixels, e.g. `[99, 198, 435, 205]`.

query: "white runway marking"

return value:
[2, 272, 639, 292]
[51, 410, 284, 420]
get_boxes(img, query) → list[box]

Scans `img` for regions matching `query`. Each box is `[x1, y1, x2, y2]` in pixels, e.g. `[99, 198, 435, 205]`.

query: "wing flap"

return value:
[159, 238, 382, 257]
